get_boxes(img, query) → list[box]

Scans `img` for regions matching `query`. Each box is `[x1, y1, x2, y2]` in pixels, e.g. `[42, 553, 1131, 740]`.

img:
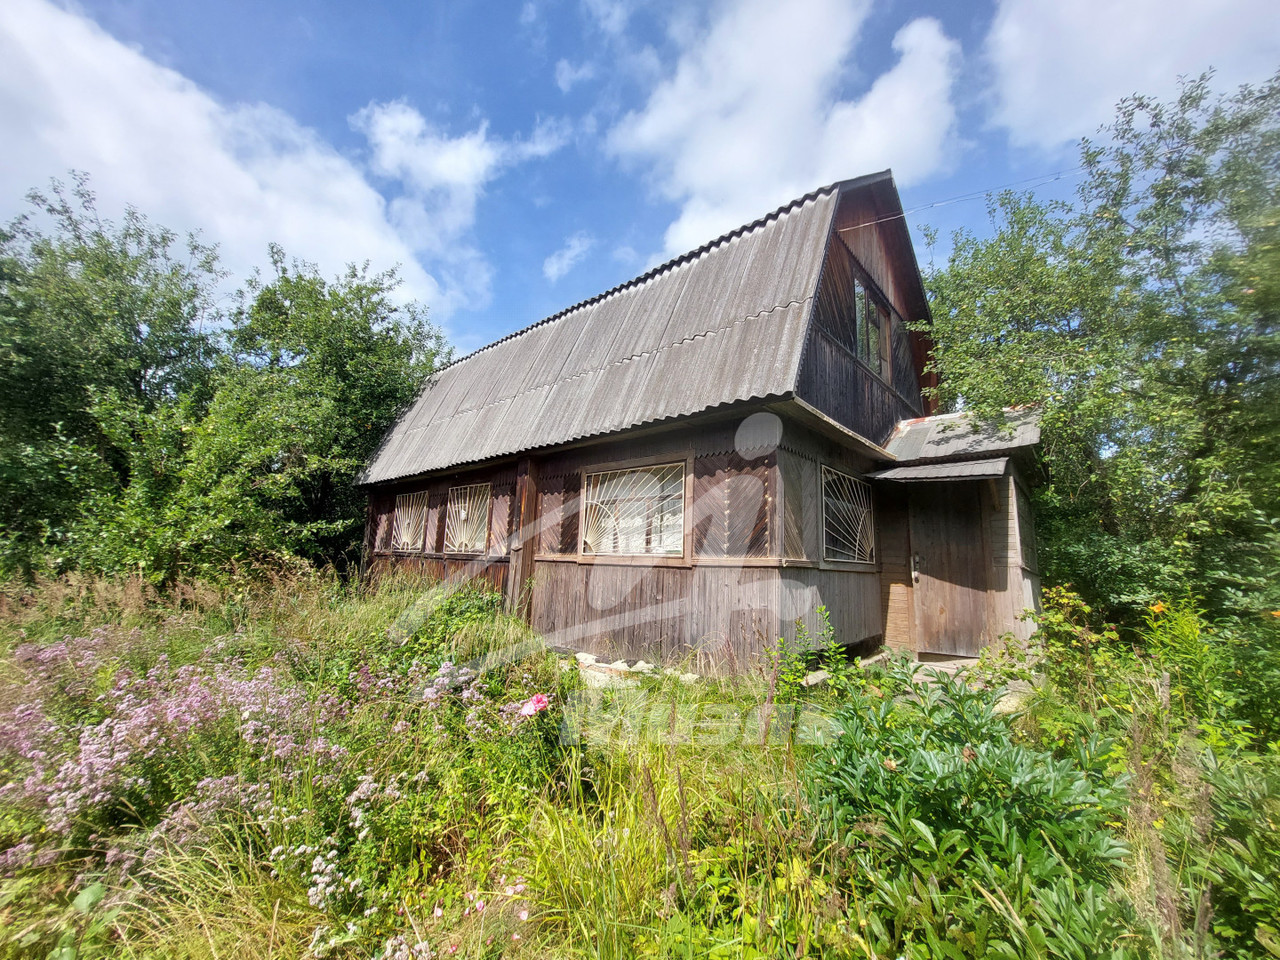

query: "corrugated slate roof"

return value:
[867, 457, 1009, 482]
[362, 181, 848, 484]
[882, 408, 1040, 464]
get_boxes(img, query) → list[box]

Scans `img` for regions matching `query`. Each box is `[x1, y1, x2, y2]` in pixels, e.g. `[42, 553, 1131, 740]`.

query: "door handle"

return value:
[911, 553, 921, 584]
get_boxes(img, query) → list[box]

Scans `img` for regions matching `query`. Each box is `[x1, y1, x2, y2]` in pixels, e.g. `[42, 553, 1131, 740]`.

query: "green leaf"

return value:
[72, 882, 105, 914]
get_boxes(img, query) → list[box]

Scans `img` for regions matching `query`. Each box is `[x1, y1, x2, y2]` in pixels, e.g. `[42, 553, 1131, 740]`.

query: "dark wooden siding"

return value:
[800, 229, 923, 445]
[811, 232, 862, 357]
[367, 409, 887, 668]
[528, 560, 880, 668]
[798, 329, 921, 445]
[836, 202, 902, 315]
[366, 555, 509, 594]
[890, 320, 923, 411]
[801, 188, 929, 438]
[489, 481, 514, 556]
[425, 488, 446, 554]
[692, 451, 773, 558]
[367, 489, 395, 554]
[537, 471, 581, 555]
[875, 483, 915, 652]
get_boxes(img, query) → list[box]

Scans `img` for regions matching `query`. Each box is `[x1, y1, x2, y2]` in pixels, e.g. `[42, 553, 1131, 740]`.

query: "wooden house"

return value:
[359, 171, 1041, 666]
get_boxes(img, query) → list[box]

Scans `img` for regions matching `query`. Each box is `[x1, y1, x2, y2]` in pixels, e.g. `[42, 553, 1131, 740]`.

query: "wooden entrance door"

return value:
[909, 482, 991, 657]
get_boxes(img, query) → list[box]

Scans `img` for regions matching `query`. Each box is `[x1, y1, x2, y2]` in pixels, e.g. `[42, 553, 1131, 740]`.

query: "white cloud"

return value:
[607, 0, 961, 255]
[583, 0, 632, 36]
[985, 0, 1280, 150]
[543, 231, 596, 281]
[519, 2, 538, 26]
[555, 58, 596, 93]
[0, 0, 565, 320]
[352, 103, 569, 311]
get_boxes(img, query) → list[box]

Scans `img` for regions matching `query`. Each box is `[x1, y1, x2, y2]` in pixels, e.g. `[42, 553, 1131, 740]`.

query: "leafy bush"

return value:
[1191, 758, 1280, 957]
[1220, 613, 1280, 746]
[809, 660, 1138, 958]
[0, 183, 447, 582]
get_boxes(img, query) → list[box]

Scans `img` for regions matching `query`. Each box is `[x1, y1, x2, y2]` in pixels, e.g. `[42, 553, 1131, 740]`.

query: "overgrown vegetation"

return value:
[923, 70, 1280, 627]
[0, 574, 1276, 958]
[0, 179, 447, 580]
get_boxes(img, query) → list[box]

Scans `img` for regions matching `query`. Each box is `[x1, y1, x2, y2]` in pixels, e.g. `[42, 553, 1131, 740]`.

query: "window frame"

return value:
[851, 269, 891, 382]
[389, 490, 430, 554]
[820, 465, 876, 566]
[443, 482, 492, 556]
[575, 453, 693, 565]
[1015, 480, 1039, 575]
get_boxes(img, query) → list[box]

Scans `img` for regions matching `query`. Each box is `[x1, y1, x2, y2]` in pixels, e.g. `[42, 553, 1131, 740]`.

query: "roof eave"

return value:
[358, 393, 799, 488]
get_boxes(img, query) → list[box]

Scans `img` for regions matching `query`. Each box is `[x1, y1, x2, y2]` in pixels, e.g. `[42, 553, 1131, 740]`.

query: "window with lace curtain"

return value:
[581, 463, 684, 556]
[444, 483, 490, 554]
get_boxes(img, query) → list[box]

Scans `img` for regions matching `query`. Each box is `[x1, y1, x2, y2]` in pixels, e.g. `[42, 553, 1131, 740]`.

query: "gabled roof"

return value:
[362, 171, 917, 485]
[882, 408, 1040, 464]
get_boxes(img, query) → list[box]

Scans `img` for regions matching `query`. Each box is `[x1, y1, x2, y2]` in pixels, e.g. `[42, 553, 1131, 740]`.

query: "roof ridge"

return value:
[431, 181, 845, 376]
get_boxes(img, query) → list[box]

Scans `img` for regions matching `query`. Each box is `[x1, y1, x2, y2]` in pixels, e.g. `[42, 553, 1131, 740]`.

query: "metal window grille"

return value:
[822, 466, 875, 563]
[582, 463, 684, 556]
[444, 483, 490, 554]
[390, 491, 429, 552]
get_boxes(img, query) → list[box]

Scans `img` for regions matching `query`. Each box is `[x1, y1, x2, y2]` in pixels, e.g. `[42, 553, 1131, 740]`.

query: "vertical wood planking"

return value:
[505, 459, 539, 616]
[909, 483, 991, 657]
[692, 452, 774, 558]
[366, 411, 903, 667]
[489, 483, 513, 556]
[875, 484, 915, 652]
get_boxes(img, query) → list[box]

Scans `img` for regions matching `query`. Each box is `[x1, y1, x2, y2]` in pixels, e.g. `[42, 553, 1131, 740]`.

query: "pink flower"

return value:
[513, 933, 521, 941]
[519, 909, 529, 922]
[519, 694, 550, 717]
[433, 905, 443, 918]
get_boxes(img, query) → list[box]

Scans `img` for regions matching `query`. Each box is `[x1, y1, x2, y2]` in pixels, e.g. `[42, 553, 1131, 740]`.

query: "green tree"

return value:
[924, 71, 1280, 623]
[0, 175, 220, 575]
[1, 178, 449, 581]
[179, 246, 449, 571]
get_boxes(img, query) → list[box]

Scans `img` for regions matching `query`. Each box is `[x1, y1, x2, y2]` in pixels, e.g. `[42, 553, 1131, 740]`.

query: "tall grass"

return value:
[0, 573, 1275, 958]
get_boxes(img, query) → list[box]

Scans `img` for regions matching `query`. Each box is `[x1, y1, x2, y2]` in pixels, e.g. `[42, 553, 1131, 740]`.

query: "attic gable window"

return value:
[444, 483, 490, 554]
[822, 466, 875, 563]
[391, 491, 429, 552]
[818, 237, 892, 382]
[854, 279, 885, 377]
[582, 463, 684, 557]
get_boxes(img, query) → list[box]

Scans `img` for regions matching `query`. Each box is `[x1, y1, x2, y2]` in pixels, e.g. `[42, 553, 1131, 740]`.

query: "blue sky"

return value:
[1, 0, 1276, 353]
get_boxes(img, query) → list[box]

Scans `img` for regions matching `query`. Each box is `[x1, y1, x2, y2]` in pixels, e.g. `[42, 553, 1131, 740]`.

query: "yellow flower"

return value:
[1270, 610, 1280, 619]
[1150, 601, 1167, 615]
